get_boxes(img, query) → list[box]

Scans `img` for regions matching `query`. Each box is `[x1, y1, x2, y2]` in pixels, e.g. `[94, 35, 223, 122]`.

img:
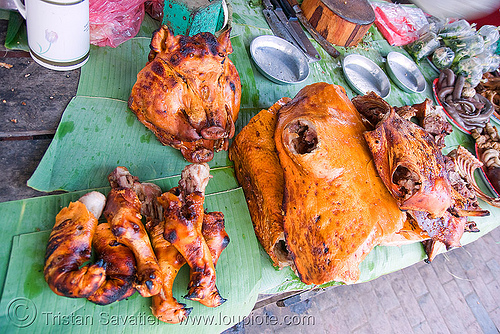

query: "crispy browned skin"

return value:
[229, 98, 293, 269]
[364, 109, 453, 218]
[87, 223, 137, 305]
[275, 82, 406, 284]
[148, 219, 191, 323]
[44, 201, 106, 298]
[380, 215, 430, 246]
[148, 210, 229, 322]
[159, 190, 225, 307]
[104, 188, 162, 297]
[408, 210, 466, 248]
[202, 211, 230, 266]
[128, 26, 241, 163]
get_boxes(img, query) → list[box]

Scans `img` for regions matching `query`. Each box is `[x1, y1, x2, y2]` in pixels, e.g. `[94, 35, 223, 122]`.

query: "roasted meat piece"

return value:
[274, 83, 406, 284]
[128, 26, 241, 163]
[44, 192, 107, 298]
[87, 223, 137, 305]
[148, 210, 229, 323]
[104, 188, 162, 298]
[229, 98, 293, 269]
[148, 219, 191, 323]
[159, 163, 226, 307]
[364, 109, 453, 217]
[202, 211, 230, 266]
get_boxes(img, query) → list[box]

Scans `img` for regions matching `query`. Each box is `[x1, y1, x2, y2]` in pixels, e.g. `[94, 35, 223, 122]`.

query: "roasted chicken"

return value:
[128, 26, 241, 163]
[44, 192, 107, 298]
[228, 98, 293, 269]
[87, 223, 137, 305]
[104, 187, 162, 298]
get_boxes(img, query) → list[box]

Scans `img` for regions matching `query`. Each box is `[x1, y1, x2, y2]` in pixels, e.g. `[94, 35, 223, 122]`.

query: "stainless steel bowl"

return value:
[342, 54, 390, 98]
[250, 35, 309, 85]
[385, 51, 426, 94]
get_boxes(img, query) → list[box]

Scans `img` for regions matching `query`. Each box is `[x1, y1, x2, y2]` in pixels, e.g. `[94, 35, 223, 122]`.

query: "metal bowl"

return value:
[250, 35, 309, 85]
[342, 54, 390, 98]
[385, 51, 426, 94]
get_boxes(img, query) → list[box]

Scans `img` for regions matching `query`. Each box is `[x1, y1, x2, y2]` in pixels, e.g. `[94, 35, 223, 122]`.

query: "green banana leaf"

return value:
[0, 186, 260, 334]
[4, 11, 28, 51]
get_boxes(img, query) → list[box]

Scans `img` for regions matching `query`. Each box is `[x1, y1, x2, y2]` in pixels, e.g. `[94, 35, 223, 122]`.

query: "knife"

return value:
[283, 0, 340, 58]
[270, 0, 321, 62]
[262, 0, 297, 45]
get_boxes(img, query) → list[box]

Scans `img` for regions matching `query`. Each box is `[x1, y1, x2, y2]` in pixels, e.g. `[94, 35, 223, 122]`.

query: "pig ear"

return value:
[150, 25, 176, 53]
[217, 28, 233, 54]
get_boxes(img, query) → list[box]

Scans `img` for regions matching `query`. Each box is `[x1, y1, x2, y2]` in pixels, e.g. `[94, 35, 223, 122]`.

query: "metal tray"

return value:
[385, 51, 426, 94]
[250, 35, 309, 85]
[342, 54, 390, 98]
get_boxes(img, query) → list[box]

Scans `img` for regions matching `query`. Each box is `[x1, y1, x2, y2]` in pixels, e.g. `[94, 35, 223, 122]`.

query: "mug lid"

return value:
[41, 0, 87, 5]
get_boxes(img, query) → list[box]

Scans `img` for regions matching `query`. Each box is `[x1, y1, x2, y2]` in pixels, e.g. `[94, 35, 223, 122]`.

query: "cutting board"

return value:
[301, 0, 375, 47]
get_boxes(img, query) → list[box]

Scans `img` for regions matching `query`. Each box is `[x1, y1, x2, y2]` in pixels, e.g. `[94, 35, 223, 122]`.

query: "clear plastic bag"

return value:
[453, 57, 483, 86]
[432, 47, 454, 69]
[438, 19, 475, 39]
[405, 31, 441, 61]
[444, 34, 485, 61]
[484, 54, 500, 73]
[478, 25, 500, 49]
[89, 0, 146, 48]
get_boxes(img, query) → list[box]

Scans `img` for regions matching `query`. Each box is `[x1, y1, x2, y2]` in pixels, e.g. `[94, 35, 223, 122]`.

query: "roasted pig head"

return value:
[128, 26, 241, 163]
[275, 83, 405, 284]
[364, 108, 453, 218]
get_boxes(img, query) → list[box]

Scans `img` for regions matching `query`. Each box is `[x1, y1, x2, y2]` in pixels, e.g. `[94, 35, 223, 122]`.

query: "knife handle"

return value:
[277, 0, 296, 18]
[285, 0, 301, 10]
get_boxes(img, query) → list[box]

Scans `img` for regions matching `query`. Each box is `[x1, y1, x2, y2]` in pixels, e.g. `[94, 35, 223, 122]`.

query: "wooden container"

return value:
[301, 0, 375, 47]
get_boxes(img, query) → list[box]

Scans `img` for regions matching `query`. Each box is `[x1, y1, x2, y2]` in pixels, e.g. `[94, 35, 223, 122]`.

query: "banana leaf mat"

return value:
[0, 187, 261, 334]
[1, 0, 500, 332]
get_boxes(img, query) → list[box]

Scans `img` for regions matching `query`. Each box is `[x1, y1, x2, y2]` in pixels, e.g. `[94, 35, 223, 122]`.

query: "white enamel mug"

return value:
[14, 0, 90, 71]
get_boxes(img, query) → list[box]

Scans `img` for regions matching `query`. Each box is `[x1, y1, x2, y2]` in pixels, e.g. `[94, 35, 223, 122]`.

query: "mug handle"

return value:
[14, 0, 27, 19]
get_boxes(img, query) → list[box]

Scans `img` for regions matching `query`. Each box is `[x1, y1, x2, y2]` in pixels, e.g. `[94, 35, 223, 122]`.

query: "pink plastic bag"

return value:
[89, 0, 146, 48]
[145, 0, 164, 21]
[371, 3, 428, 46]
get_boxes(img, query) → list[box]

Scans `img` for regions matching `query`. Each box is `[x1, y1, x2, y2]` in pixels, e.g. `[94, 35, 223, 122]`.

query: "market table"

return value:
[1, 1, 499, 333]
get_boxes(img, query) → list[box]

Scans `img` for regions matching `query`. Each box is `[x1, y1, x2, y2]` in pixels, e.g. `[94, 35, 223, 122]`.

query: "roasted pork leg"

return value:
[104, 188, 162, 297]
[229, 98, 293, 269]
[148, 210, 229, 322]
[87, 223, 137, 305]
[148, 219, 191, 323]
[159, 163, 225, 307]
[44, 192, 107, 298]
[202, 211, 230, 266]
[159, 190, 225, 307]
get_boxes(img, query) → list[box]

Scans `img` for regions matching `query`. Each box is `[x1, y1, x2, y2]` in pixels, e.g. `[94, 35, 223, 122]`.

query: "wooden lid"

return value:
[321, 0, 375, 25]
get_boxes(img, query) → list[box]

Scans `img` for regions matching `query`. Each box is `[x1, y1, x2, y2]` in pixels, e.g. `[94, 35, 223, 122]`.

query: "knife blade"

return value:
[262, 7, 297, 44]
[283, 0, 340, 58]
[270, 0, 321, 62]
